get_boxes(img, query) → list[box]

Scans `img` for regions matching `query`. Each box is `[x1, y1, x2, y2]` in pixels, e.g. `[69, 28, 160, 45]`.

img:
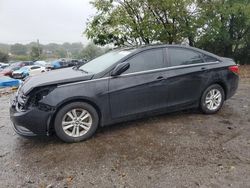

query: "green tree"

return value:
[30, 46, 43, 60]
[78, 43, 106, 60]
[10, 43, 27, 55]
[85, 0, 199, 46]
[56, 48, 67, 58]
[0, 51, 9, 62]
[12, 55, 29, 61]
[85, 0, 250, 64]
[196, 0, 250, 64]
[0, 43, 10, 53]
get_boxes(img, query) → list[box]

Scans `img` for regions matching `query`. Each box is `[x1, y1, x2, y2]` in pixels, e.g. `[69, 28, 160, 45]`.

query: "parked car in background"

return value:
[0, 62, 9, 71]
[20, 61, 34, 66]
[0, 62, 9, 67]
[57, 59, 73, 68]
[47, 59, 84, 70]
[28, 65, 46, 76]
[0, 76, 21, 88]
[69, 59, 87, 67]
[12, 65, 46, 79]
[0, 62, 23, 77]
[34, 60, 47, 67]
[0, 61, 34, 77]
[12, 66, 30, 79]
[45, 63, 53, 71]
[49, 60, 62, 69]
[10, 45, 239, 143]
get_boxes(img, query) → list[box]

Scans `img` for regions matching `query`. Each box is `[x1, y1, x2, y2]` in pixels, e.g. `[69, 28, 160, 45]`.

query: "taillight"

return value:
[228, 65, 239, 75]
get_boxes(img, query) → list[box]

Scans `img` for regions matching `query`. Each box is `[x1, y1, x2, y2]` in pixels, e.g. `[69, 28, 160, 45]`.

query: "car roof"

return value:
[115, 44, 221, 59]
[22, 65, 40, 69]
[117, 44, 205, 51]
[35, 60, 46, 62]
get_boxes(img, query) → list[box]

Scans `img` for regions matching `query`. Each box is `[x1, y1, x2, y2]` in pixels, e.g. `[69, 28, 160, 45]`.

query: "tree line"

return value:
[0, 42, 108, 63]
[85, 0, 250, 64]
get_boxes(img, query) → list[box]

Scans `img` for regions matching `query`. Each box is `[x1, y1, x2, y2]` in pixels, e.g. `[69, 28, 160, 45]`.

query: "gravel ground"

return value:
[0, 79, 249, 188]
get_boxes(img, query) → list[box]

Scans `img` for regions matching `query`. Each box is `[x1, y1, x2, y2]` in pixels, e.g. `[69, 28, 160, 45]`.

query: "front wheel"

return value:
[54, 102, 99, 143]
[200, 84, 225, 114]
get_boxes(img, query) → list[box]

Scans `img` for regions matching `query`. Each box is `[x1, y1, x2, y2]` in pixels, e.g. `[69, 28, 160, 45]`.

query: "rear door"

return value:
[109, 48, 169, 119]
[166, 47, 219, 108]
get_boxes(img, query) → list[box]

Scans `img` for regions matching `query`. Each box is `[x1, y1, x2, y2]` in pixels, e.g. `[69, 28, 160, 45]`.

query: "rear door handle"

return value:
[156, 76, 165, 81]
[201, 67, 208, 70]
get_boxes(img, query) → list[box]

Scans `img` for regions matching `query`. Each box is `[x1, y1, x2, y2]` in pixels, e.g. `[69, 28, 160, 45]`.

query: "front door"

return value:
[109, 48, 169, 119]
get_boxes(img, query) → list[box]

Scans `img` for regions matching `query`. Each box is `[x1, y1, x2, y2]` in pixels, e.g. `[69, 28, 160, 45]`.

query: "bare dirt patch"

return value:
[0, 71, 249, 187]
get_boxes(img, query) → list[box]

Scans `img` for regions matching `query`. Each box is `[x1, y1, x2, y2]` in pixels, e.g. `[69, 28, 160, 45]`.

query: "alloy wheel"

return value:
[62, 108, 93, 137]
[205, 89, 222, 111]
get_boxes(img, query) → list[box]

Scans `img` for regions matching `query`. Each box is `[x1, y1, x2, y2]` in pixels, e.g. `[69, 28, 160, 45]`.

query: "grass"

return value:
[240, 65, 250, 79]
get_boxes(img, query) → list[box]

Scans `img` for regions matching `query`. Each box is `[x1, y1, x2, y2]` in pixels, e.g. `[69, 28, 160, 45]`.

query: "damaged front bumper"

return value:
[9, 95, 54, 136]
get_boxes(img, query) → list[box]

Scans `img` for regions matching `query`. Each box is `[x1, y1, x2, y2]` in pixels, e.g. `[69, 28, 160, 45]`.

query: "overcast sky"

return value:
[0, 0, 95, 44]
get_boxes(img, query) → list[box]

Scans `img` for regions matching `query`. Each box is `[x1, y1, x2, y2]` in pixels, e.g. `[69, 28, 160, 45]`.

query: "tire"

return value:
[54, 102, 99, 143]
[200, 84, 225, 114]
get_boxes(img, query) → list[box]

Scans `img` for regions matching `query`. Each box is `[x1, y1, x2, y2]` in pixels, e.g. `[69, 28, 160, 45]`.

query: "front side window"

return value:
[123, 48, 165, 74]
[169, 48, 204, 66]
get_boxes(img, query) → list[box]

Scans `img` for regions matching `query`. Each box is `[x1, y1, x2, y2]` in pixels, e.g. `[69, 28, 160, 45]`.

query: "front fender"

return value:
[40, 79, 110, 126]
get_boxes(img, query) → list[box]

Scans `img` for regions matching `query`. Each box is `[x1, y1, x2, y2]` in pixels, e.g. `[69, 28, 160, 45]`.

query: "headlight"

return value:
[27, 86, 56, 107]
[17, 93, 27, 105]
[15, 92, 28, 112]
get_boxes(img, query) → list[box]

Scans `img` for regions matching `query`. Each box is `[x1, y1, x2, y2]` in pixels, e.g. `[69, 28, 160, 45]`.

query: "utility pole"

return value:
[37, 39, 40, 59]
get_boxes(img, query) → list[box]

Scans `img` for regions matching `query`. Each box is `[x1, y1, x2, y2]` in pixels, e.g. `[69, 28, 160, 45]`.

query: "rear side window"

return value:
[169, 48, 204, 66]
[123, 48, 165, 74]
[203, 55, 219, 62]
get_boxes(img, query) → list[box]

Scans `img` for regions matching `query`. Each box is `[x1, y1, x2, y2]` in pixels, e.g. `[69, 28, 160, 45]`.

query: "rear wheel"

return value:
[54, 102, 99, 143]
[200, 84, 225, 114]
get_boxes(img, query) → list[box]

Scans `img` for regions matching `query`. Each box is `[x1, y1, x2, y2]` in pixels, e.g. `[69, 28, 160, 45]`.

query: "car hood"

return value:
[21, 67, 94, 95]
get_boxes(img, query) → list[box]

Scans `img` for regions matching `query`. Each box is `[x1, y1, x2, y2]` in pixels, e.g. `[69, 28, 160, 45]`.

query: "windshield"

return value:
[79, 50, 134, 74]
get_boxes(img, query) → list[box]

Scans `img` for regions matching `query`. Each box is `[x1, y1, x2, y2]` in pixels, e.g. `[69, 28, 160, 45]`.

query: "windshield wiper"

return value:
[72, 66, 88, 74]
[79, 69, 88, 74]
[72, 66, 80, 70]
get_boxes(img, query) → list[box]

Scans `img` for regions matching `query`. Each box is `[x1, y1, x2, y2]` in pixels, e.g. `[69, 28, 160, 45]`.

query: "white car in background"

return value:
[34, 60, 47, 66]
[12, 65, 46, 79]
[0, 62, 9, 71]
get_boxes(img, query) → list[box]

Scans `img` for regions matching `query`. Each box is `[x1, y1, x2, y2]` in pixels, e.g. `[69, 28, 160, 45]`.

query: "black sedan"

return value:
[10, 45, 239, 142]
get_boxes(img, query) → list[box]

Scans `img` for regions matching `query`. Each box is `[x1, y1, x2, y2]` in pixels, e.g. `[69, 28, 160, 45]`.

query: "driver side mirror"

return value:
[111, 62, 130, 77]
